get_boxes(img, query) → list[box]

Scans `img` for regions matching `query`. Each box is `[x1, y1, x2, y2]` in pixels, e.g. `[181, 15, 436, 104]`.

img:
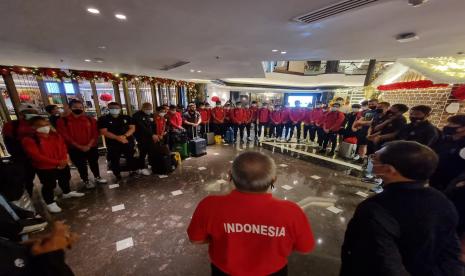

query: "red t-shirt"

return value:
[187, 190, 315, 276]
[56, 115, 99, 148]
[249, 107, 258, 121]
[313, 108, 325, 126]
[281, 108, 291, 123]
[323, 111, 346, 132]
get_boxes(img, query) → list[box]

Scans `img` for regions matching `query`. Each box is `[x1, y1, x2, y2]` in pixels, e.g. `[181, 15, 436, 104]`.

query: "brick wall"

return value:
[379, 87, 465, 127]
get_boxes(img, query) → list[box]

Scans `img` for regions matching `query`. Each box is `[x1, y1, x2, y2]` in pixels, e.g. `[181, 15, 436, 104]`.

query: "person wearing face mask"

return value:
[257, 102, 271, 140]
[288, 101, 306, 143]
[183, 102, 202, 139]
[243, 103, 254, 142]
[368, 103, 408, 149]
[319, 103, 345, 156]
[342, 104, 362, 140]
[22, 116, 84, 213]
[45, 104, 62, 128]
[249, 101, 259, 141]
[2, 104, 40, 196]
[154, 106, 167, 143]
[430, 115, 465, 191]
[302, 104, 315, 144]
[132, 102, 157, 176]
[223, 102, 233, 135]
[98, 102, 137, 182]
[281, 103, 291, 141]
[230, 102, 247, 144]
[56, 99, 105, 189]
[312, 102, 325, 147]
[341, 141, 463, 276]
[352, 99, 379, 161]
[269, 105, 283, 140]
[397, 105, 439, 146]
[198, 102, 210, 136]
[211, 101, 225, 139]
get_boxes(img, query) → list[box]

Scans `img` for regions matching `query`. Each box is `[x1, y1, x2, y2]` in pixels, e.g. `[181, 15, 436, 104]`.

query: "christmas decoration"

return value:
[19, 93, 31, 101]
[211, 96, 220, 102]
[99, 93, 113, 102]
[451, 85, 465, 101]
[377, 80, 449, 91]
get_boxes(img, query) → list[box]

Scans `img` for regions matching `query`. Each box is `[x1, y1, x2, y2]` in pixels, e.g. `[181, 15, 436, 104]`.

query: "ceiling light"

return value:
[280, 51, 287, 54]
[272, 49, 279, 52]
[190, 69, 195, 73]
[408, 0, 428, 7]
[98, 46, 107, 50]
[115, 13, 127, 20]
[87, 8, 100, 14]
[84, 59, 91, 62]
[94, 58, 104, 63]
[197, 70, 202, 73]
[395, 32, 419, 43]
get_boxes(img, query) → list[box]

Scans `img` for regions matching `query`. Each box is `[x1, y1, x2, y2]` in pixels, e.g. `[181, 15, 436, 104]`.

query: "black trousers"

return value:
[211, 123, 225, 136]
[107, 141, 136, 178]
[136, 141, 153, 170]
[211, 264, 287, 276]
[283, 122, 292, 139]
[322, 131, 338, 152]
[36, 167, 71, 204]
[303, 124, 317, 141]
[269, 123, 283, 138]
[200, 124, 209, 135]
[245, 124, 251, 138]
[14, 158, 36, 196]
[288, 122, 302, 140]
[258, 123, 269, 138]
[234, 124, 245, 141]
[68, 147, 100, 182]
[316, 126, 325, 146]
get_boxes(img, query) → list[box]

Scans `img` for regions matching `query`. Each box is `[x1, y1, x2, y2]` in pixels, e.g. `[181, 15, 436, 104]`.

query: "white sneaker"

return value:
[62, 191, 85, 199]
[138, 169, 151, 176]
[353, 155, 360, 161]
[85, 181, 96, 189]
[47, 202, 62, 213]
[95, 177, 107, 184]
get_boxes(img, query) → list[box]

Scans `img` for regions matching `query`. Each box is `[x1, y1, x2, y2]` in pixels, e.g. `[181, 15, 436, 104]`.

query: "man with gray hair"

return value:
[187, 151, 315, 276]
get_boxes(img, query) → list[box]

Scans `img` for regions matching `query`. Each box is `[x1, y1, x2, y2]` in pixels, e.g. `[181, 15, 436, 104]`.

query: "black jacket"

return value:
[340, 181, 463, 276]
[430, 137, 465, 191]
[398, 120, 439, 147]
[132, 111, 155, 142]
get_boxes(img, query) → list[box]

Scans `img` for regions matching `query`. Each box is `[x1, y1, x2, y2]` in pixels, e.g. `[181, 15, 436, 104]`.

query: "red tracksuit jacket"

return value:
[322, 111, 346, 132]
[167, 112, 183, 129]
[281, 108, 291, 123]
[249, 107, 258, 122]
[270, 110, 283, 125]
[244, 109, 253, 124]
[56, 114, 99, 148]
[231, 108, 247, 124]
[313, 108, 325, 127]
[22, 132, 68, 170]
[154, 115, 166, 136]
[258, 108, 270, 123]
[199, 109, 210, 125]
[290, 108, 306, 122]
[303, 109, 314, 125]
[211, 107, 225, 123]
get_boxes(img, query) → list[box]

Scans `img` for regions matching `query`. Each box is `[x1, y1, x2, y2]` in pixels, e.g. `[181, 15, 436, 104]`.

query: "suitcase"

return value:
[203, 124, 215, 146]
[225, 127, 234, 143]
[338, 142, 357, 159]
[190, 126, 207, 157]
[173, 143, 189, 159]
[151, 153, 178, 174]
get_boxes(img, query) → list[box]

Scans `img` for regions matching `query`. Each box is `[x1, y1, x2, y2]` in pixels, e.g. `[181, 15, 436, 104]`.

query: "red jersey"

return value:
[56, 114, 99, 148]
[22, 132, 68, 170]
[323, 111, 346, 132]
[313, 108, 325, 126]
[249, 107, 258, 122]
[188, 190, 315, 276]
[289, 108, 306, 122]
[224, 108, 232, 122]
[2, 119, 35, 157]
[270, 110, 283, 124]
[281, 108, 291, 123]
[211, 107, 225, 124]
[154, 115, 166, 136]
[167, 112, 183, 129]
[199, 108, 210, 125]
[257, 108, 270, 123]
[244, 109, 253, 124]
[231, 108, 247, 124]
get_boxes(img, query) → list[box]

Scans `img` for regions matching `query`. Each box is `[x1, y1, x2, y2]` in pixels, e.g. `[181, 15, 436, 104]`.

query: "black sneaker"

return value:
[328, 150, 335, 156]
[318, 149, 326, 154]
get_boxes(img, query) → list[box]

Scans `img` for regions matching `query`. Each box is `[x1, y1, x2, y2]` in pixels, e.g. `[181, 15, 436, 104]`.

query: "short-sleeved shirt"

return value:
[397, 121, 439, 146]
[97, 114, 135, 143]
[182, 111, 200, 124]
[187, 190, 315, 276]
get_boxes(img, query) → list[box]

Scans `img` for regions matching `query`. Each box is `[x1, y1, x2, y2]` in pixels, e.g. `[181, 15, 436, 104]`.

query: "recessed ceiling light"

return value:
[87, 8, 100, 14]
[272, 49, 279, 52]
[280, 51, 287, 54]
[94, 58, 104, 63]
[115, 13, 127, 20]
[396, 32, 419, 43]
[408, 0, 428, 7]
[190, 69, 195, 72]
[84, 59, 92, 62]
[98, 46, 107, 50]
[197, 70, 202, 73]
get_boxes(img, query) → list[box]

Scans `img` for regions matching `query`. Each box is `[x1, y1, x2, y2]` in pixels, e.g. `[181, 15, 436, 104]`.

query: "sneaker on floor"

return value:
[62, 191, 85, 199]
[47, 202, 62, 213]
[318, 149, 326, 154]
[95, 177, 107, 184]
[247, 137, 252, 141]
[138, 169, 151, 176]
[328, 150, 335, 156]
[240, 140, 245, 144]
[353, 154, 361, 161]
[85, 180, 96, 189]
[370, 185, 384, 194]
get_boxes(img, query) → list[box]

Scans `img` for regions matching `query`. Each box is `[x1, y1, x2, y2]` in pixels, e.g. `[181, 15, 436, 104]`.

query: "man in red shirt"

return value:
[188, 151, 315, 275]
[249, 101, 259, 141]
[319, 103, 346, 156]
[198, 102, 210, 136]
[281, 103, 291, 141]
[231, 102, 247, 144]
[154, 106, 167, 143]
[56, 99, 106, 189]
[166, 104, 185, 150]
[269, 105, 283, 140]
[224, 102, 233, 134]
[257, 102, 271, 140]
[22, 116, 84, 213]
[288, 100, 306, 143]
[303, 103, 316, 144]
[314, 103, 327, 147]
[211, 101, 225, 138]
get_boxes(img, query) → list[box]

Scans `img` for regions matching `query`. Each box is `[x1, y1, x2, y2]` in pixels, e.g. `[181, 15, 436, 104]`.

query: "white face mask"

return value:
[331, 107, 338, 112]
[143, 110, 153, 115]
[24, 114, 38, 120]
[159, 112, 166, 117]
[109, 109, 121, 116]
[36, 126, 51, 134]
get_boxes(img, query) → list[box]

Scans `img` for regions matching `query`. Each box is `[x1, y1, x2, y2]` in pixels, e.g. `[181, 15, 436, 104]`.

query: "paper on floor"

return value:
[279, 164, 288, 167]
[158, 175, 168, 179]
[116, 237, 133, 251]
[217, 179, 227, 184]
[198, 167, 207, 171]
[281, 185, 293, 190]
[311, 175, 321, 180]
[171, 190, 183, 196]
[356, 191, 369, 198]
[326, 206, 343, 214]
[185, 157, 192, 161]
[108, 184, 119, 189]
[112, 204, 125, 212]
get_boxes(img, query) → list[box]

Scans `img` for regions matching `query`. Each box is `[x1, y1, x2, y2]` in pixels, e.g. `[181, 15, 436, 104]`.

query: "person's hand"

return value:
[57, 160, 68, 169]
[81, 145, 91, 152]
[31, 221, 79, 255]
[117, 136, 128, 144]
[152, 135, 159, 143]
[324, 128, 329, 133]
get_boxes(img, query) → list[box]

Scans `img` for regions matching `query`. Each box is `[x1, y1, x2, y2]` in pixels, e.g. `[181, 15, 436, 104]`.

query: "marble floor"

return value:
[45, 142, 374, 276]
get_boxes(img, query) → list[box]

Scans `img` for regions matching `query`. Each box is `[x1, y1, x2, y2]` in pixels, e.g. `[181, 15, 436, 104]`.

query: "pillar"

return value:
[150, 82, 158, 107]
[36, 76, 50, 106]
[112, 81, 122, 104]
[134, 80, 142, 108]
[89, 79, 101, 117]
[2, 73, 21, 117]
[122, 79, 133, 115]
[364, 59, 377, 86]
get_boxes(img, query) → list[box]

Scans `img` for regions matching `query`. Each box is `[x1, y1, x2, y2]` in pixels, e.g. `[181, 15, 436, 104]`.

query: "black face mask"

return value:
[443, 126, 459, 136]
[375, 108, 384, 114]
[72, 109, 83, 115]
[369, 106, 376, 110]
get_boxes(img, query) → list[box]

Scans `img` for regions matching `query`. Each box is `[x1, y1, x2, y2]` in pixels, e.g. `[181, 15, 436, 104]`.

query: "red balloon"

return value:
[19, 93, 31, 101]
[99, 93, 113, 102]
[211, 96, 220, 102]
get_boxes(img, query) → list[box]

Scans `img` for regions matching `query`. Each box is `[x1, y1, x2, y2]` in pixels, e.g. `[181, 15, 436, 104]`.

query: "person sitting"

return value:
[352, 99, 378, 161]
[97, 102, 137, 182]
[183, 102, 202, 139]
[132, 102, 157, 176]
[154, 106, 168, 145]
[398, 105, 439, 146]
[319, 103, 346, 156]
[22, 116, 84, 213]
[340, 141, 463, 276]
[45, 104, 61, 128]
[187, 151, 315, 276]
[56, 99, 106, 189]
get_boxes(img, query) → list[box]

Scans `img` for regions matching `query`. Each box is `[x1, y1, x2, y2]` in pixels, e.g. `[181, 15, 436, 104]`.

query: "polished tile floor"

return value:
[48, 143, 373, 276]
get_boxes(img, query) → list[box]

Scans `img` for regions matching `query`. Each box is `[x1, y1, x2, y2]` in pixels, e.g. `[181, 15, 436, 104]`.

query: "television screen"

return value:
[287, 95, 314, 107]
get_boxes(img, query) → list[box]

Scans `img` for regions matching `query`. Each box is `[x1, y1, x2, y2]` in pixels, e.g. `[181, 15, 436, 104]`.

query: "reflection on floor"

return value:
[43, 143, 374, 276]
